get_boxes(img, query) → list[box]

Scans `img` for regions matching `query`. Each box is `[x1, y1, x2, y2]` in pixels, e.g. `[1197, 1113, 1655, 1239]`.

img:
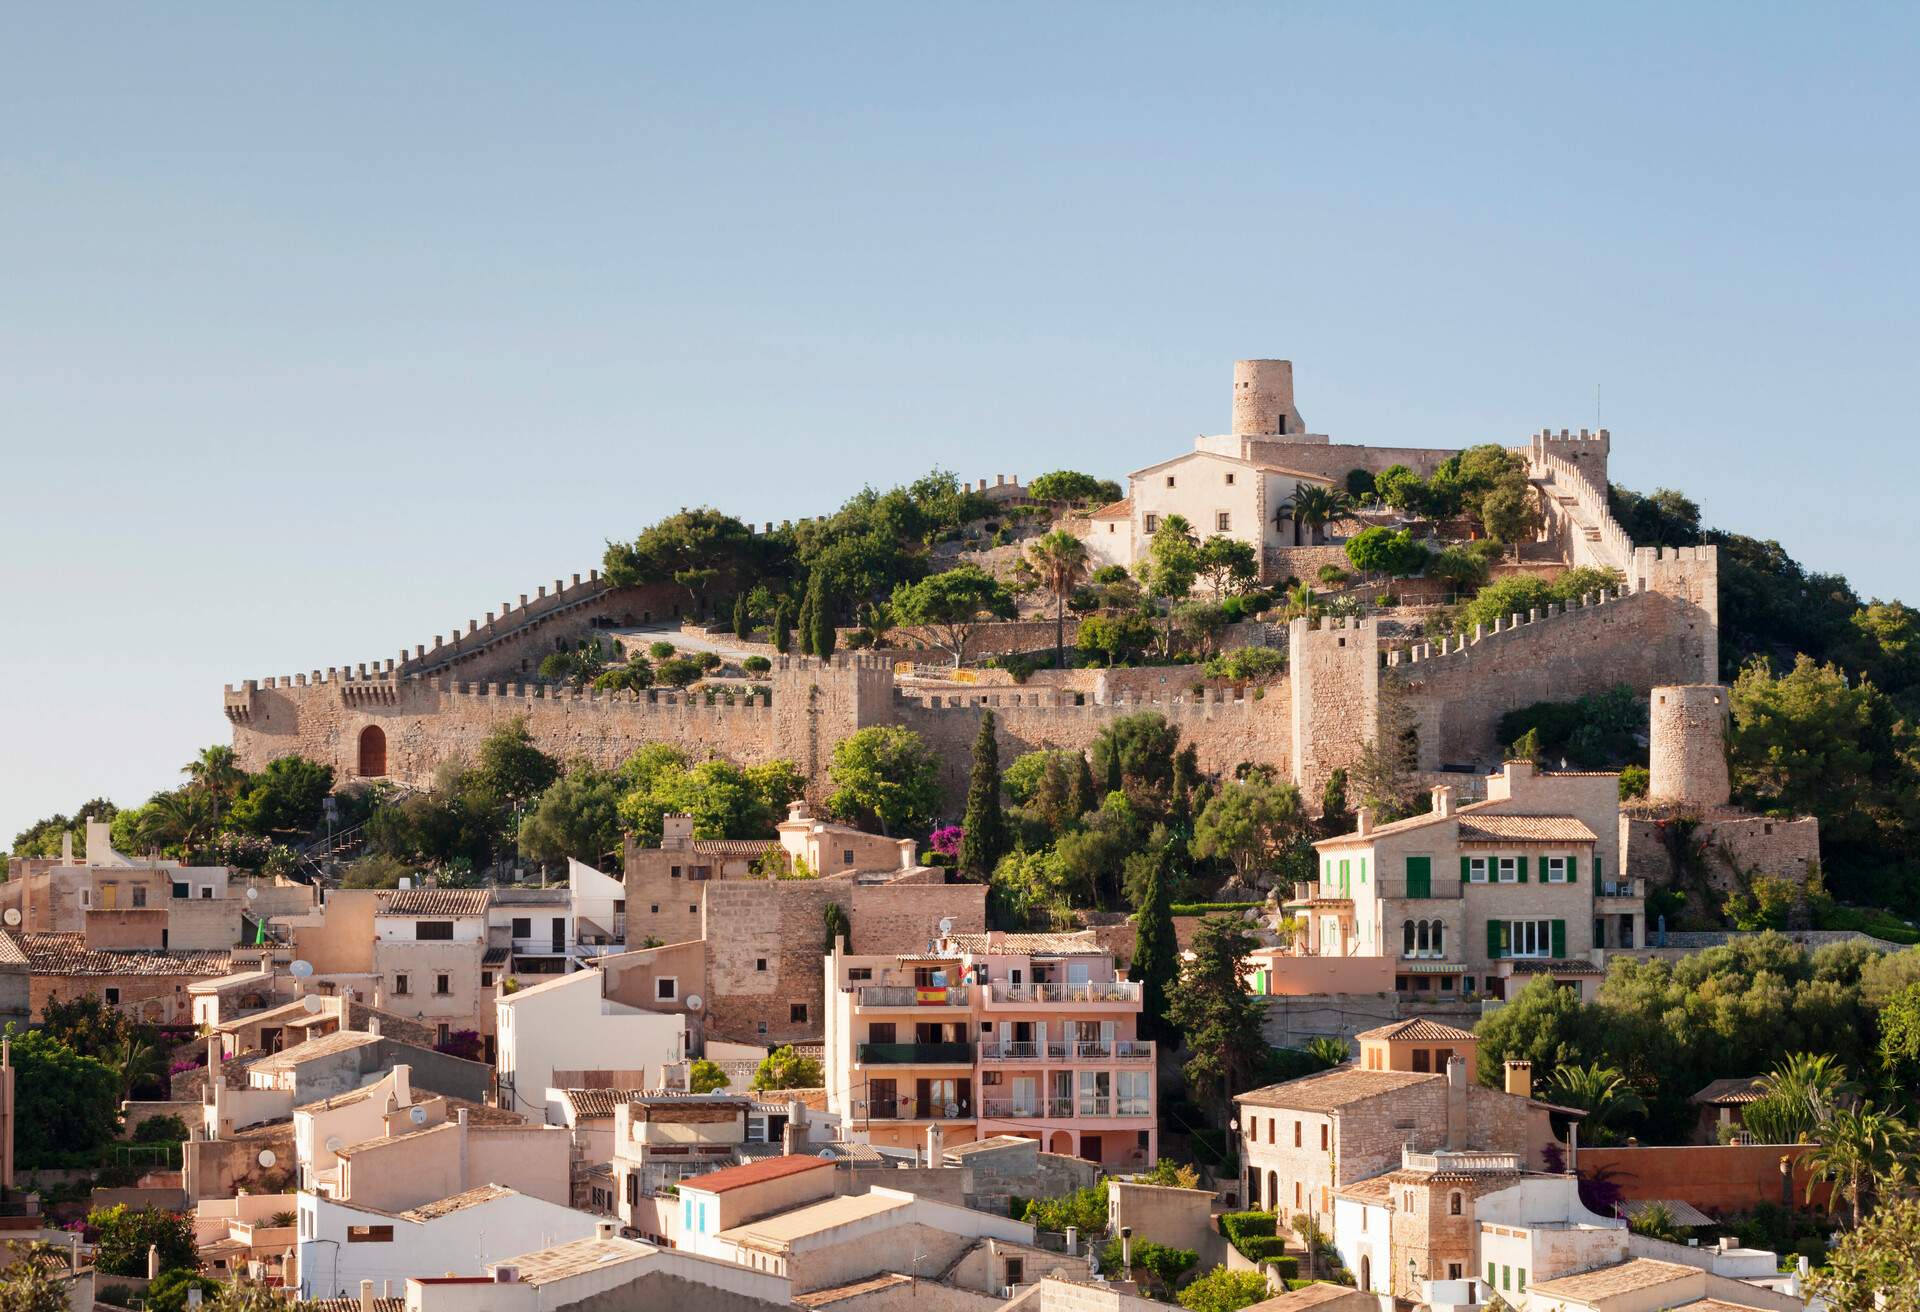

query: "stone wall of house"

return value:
[1620, 807, 1822, 897]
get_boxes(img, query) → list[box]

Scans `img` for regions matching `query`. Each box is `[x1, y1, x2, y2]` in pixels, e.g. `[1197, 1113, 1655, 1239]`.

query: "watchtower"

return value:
[1232, 359, 1305, 436]
[1648, 684, 1731, 807]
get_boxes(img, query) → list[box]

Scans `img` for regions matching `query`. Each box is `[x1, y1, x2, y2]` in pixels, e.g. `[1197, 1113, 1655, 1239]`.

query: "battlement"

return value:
[895, 684, 1267, 716]
[401, 569, 609, 676]
[1385, 586, 1634, 669]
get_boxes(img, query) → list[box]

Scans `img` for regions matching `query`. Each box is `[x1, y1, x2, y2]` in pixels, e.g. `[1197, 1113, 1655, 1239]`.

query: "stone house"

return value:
[10, 930, 231, 1023]
[371, 887, 492, 1048]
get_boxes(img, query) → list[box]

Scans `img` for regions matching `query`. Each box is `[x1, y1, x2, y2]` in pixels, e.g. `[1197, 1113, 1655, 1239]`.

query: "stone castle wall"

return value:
[1648, 685, 1732, 806]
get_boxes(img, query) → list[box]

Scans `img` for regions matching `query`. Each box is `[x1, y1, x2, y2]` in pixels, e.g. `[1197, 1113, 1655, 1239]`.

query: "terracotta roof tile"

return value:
[1508, 958, 1605, 975]
[1089, 498, 1132, 519]
[398, 1184, 516, 1221]
[1355, 1019, 1477, 1043]
[692, 839, 777, 857]
[1528, 1258, 1698, 1301]
[381, 888, 491, 917]
[1690, 1077, 1766, 1105]
[942, 931, 1105, 956]
[1456, 816, 1597, 844]
[677, 1154, 833, 1194]
[1235, 1066, 1436, 1112]
[557, 1088, 650, 1119]
[15, 933, 229, 977]
[249, 1030, 380, 1072]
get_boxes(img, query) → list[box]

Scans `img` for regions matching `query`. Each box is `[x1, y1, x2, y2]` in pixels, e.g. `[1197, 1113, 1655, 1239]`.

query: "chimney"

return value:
[1064, 1226, 1078, 1256]
[359, 1280, 374, 1312]
[927, 1122, 945, 1164]
[1504, 1059, 1532, 1099]
[366, 1017, 381, 1039]
[392, 1064, 412, 1107]
[1445, 1056, 1468, 1150]
[781, 1118, 805, 1156]
[897, 839, 916, 871]
[786, 799, 810, 823]
[1430, 785, 1454, 818]
[1355, 807, 1373, 837]
[596, 1220, 617, 1242]
[60, 831, 74, 865]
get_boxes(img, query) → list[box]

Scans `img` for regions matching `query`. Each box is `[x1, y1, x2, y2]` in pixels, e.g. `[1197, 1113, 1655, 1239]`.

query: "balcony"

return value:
[1401, 1147, 1522, 1174]
[986, 980, 1141, 1006]
[855, 1041, 975, 1066]
[979, 1039, 1154, 1063]
[978, 1096, 1152, 1121]
[855, 983, 971, 1008]
[1598, 878, 1645, 900]
[862, 1095, 973, 1122]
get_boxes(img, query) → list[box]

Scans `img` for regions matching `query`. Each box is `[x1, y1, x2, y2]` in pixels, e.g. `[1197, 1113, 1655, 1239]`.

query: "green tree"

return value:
[1544, 1064, 1647, 1146]
[1374, 464, 1426, 513]
[1075, 612, 1154, 666]
[1167, 916, 1265, 1115]
[0, 1244, 75, 1312]
[732, 591, 752, 641]
[1812, 1194, 1920, 1312]
[1626, 1201, 1685, 1243]
[1176, 1266, 1271, 1312]
[1480, 482, 1543, 559]
[3, 1025, 119, 1167]
[773, 599, 793, 654]
[826, 727, 942, 836]
[134, 788, 215, 857]
[1471, 977, 1614, 1091]
[517, 762, 624, 871]
[1139, 515, 1201, 657]
[1090, 712, 1181, 805]
[1878, 982, 1920, 1092]
[227, 755, 334, 837]
[1320, 767, 1352, 837]
[958, 713, 1009, 881]
[654, 655, 704, 687]
[1805, 1102, 1913, 1227]
[1343, 526, 1429, 579]
[1026, 530, 1090, 667]
[88, 1205, 198, 1277]
[1190, 776, 1307, 887]
[687, 1059, 730, 1094]
[603, 507, 759, 614]
[1027, 470, 1122, 506]
[1280, 483, 1353, 547]
[183, 744, 248, 831]
[888, 565, 1016, 667]
[145, 1272, 223, 1312]
[824, 901, 851, 953]
[797, 570, 818, 656]
[808, 570, 837, 660]
[750, 1045, 823, 1092]
[1130, 852, 1178, 1042]
[617, 758, 800, 845]
[1729, 655, 1886, 852]
[472, 717, 560, 808]
[1070, 751, 1099, 822]
[591, 656, 654, 693]
[1305, 1036, 1351, 1069]
[1197, 535, 1258, 598]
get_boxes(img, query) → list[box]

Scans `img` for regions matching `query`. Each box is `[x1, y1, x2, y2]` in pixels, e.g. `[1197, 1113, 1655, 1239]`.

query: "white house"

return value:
[295, 1184, 602, 1298]
[404, 1232, 791, 1312]
[565, 859, 626, 961]
[495, 967, 688, 1124]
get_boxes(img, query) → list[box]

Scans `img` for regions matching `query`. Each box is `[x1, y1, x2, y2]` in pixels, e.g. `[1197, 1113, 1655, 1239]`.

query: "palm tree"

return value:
[1304, 1036, 1350, 1069]
[1026, 530, 1090, 668]
[182, 745, 247, 829]
[109, 1034, 163, 1102]
[1546, 1063, 1647, 1145]
[1806, 1102, 1913, 1227]
[1753, 1052, 1862, 1142]
[1280, 484, 1354, 546]
[137, 788, 215, 859]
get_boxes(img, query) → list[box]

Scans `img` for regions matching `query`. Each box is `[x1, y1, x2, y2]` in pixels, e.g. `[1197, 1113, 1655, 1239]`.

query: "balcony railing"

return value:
[855, 1041, 975, 1065]
[979, 1039, 1155, 1063]
[978, 1096, 1152, 1121]
[856, 984, 971, 1008]
[863, 1095, 973, 1121]
[987, 981, 1141, 1005]
[1598, 878, 1645, 899]
[1401, 1147, 1522, 1174]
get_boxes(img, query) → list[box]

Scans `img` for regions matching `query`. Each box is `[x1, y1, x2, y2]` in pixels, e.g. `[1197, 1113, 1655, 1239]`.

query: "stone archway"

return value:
[358, 725, 388, 777]
[1361, 1256, 1372, 1292]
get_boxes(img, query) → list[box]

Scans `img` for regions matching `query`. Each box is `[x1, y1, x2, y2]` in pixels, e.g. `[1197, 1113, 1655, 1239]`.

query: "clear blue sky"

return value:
[4, 4, 1917, 842]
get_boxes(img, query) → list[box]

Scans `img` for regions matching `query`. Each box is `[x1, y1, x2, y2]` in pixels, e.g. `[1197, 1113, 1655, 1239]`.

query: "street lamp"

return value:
[1779, 1153, 1792, 1207]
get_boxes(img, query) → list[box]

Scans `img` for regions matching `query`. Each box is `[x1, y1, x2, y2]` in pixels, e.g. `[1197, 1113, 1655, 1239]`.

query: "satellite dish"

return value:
[324, 1136, 343, 1154]
[302, 996, 323, 1013]
[256, 1149, 276, 1168]
[409, 1106, 429, 1125]
[246, 887, 259, 901]
[817, 1149, 836, 1160]
[2, 909, 19, 927]
[937, 917, 955, 936]
[684, 994, 703, 1012]
[290, 960, 314, 978]
[944, 1102, 960, 1118]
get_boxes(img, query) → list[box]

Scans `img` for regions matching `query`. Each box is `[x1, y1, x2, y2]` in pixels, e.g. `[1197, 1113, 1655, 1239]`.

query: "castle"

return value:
[224, 360, 1721, 812]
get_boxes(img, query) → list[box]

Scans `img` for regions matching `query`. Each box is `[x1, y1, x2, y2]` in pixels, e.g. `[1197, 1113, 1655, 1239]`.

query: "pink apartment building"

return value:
[822, 930, 1156, 1170]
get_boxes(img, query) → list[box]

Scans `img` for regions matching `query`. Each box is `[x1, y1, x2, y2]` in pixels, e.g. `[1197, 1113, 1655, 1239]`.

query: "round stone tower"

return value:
[1648, 684, 1731, 807]
[1232, 359, 1299, 436]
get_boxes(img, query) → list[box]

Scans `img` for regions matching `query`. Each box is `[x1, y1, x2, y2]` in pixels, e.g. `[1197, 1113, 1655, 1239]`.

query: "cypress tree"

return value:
[958, 711, 1008, 880]
[1321, 766, 1353, 836]
[1129, 852, 1178, 1042]
[732, 592, 752, 642]
[1105, 740, 1124, 797]
[797, 577, 817, 656]
[1170, 743, 1199, 830]
[1036, 753, 1072, 829]
[773, 601, 793, 654]
[809, 571, 836, 661]
[1070, 752, 1097, 820]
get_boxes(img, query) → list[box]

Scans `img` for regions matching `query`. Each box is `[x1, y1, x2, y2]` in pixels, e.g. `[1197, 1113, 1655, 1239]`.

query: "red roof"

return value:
[677, 1154, 832, 1194]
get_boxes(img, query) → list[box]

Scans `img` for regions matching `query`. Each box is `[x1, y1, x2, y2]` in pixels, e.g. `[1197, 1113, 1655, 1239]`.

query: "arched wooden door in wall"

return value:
[358, 725, 387, 777]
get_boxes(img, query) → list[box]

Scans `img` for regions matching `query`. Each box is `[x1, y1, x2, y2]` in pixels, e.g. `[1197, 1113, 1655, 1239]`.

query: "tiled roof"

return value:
[558, 1088, 650, 1119]
[0, 934, 31, 968]
[1355, 1019, 1476, 1043]
[943, 931, 1106, 956]
[1670, 1300, 1776, 1312]
[482, 946, 511, 966]
[1334, 1177, 1394, 1204]
[305, 1300, 404, 1312]
[1235, 1066, 1435, 1112]
[943, 1134, 1036, 1159]
[693, 838, 777, 856]
[381, 888, 491, 917]
[1243, 1283, 1376, 1312]
[719, 1191, 905, 1249]
[1527, 1258, 1698, 1301]
[1089, 498, 1132, 519]
[1456, 816, 1597, 844]
[248, 1030, 380, 1072]
[678, 1154, 833, 1194]
[1690, 1077, 1765, 1105]
[398, 1183, 516, 1221]
[1508, 958, 1605, 975]
[794, 1274, 915, 1307]
[15, 933, 230, 977]
[494, 1236, 655, 1285]
[1621, 1198, 1716, 1228]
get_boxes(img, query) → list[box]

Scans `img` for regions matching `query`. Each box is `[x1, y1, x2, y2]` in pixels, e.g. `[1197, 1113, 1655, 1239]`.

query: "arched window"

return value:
[1268, 1171, 1279, 1213]
[1417, 921, 1431, 953]
[357, 725, 387, 777]
[1403, 921, 1416, 955]
[1450, 1191, 1464, 1215]
[1361, 1256, 1372, 1291]
[1432, 921, 1445, 955]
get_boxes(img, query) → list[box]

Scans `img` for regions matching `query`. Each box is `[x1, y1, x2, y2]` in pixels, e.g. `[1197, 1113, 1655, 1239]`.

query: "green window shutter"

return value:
[1360, 857, 1368, 885]
[1487, 920, 1503, 959]
[1406, 857, 1431, 899]
[1460, 856, 1471, 883]
[1551, 919, 1567, 958]
[1517, 856, 1529, 883]
[1567, 856, 1578, 883]
[1595, 855, 1603, 883]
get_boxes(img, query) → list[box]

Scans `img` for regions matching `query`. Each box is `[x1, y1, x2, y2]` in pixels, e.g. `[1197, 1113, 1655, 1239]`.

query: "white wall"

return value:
[298, 1191, 602, 1298]
[1332, 1196, 1392, 1294]
[496, 970, 688, 1123]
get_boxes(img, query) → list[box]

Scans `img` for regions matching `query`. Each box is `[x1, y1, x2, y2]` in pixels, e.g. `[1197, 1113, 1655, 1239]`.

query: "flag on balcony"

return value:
[915, 986, 949, 1005]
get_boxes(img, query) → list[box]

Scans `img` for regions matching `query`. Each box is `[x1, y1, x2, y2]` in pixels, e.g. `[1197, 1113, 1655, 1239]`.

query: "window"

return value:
[1545, 857, 1568, 883]
[613, 900, 625, 913]
[1118, 1070, 1151, 1115]
[689, 904, 697, 913]
[434, 973, 450, 995]
[105, 988, 121, 1005]
[790, 1002, 808, 1024]
[1319, 1124, 1329, 1151]
[482, 972, 493, 988]
[436, 1023, 450, 1044]
[670, 865, 681, 878]
[394, 974, 410, 996]
[1005, 1257, 1024, 1286]
[1504, 919, 1557, 958]
[1216, 512, 1231, 532]
[756, 1021, 768, 1037]
[1143, 513, 1159, 533]
[1403, 1189, 1416, 1211]
[1450, 1191, 1463, 1215]
[656, 977, 677, 1001]
[200, 886, 213, 899]
[1412, 1048, 1431, 1073]
[347, 1226, 394, 1243]
[756, 958, 768, 972]
[842, 849, 854, 865]
[416, 920, 454, 940]
[1497, 857, 1518, 883]
[1293, 1121, 1302, 1147]
[1224, 472, 1235, 486]
[1165, 476, 1176, 488]
[131, 886, 147, 908]
[173, 883, 189, 899]
[1448, 1263, 1462, 1281]
[511, 917, 532, 937]
[869, 1022, 896, 1043]
[848, 967, 872, 982]
[1468, 857, 1489, 883]
[650, 904, 659, 914]
[1518, 1269, 1527, 1292]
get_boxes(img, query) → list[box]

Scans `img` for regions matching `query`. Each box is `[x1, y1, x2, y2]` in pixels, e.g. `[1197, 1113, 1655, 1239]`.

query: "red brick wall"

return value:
[1578, 1143, 1830, 1213]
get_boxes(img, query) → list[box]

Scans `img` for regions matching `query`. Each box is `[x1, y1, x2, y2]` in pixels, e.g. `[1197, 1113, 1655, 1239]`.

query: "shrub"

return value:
[695, 651, 723, 671]
[1316, 565, 1350, 587]
[132, 1114, 190, 1144]
[1619, 765, 1650, 799]
[1169, 901, 1262, 916]
[1177, 1266, 1270, 1312]
[1202, 647, 1287, 682]
[1238, 1235, 1291, 1263]
[742, 655, 771, 674]
[654, 656, 704, 687]
[1219, 1210, 1277, 1261]
[648, 641, 675, 659]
